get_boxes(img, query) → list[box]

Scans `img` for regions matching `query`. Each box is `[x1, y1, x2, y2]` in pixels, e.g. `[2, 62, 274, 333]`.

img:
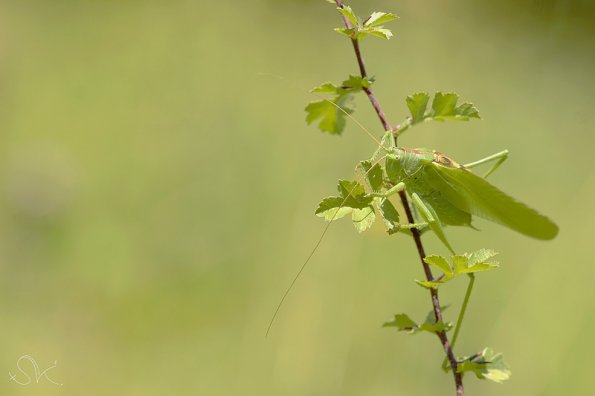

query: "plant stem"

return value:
[334, 1, 391, 133]
[399, 191, 464, 396]
[334, 1, 463, 394]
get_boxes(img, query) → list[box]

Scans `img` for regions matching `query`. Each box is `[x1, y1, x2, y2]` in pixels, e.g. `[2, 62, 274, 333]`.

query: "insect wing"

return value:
[424, 164, 558, 240]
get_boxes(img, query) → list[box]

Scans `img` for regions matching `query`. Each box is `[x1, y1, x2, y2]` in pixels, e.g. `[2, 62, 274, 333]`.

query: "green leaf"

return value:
[336, 179, 370, 205]
[454, 102, 481, 119]
[415, 279, 444, 289]
[379, 198, 400, 234]
[462, 262, 499, 274]
[406, 92, 430, 124]
[359, 157, 401, 235]
[468, 248, 498, 266]
[358, 160, 383, 192]
[311, 82, 341, 94]
[452, 250, 499, 275]
[364, 12, 398, 27]
[398, 92, 481, 136]
[337, 5, 359, 27]
[315, 197, 354, 221]
[334, 27, 356, 38]
[452, 255, 469, 273]
[315, 180, 371, 220]
[383, 313, 418, 332]
[430, 92, 481, 122]
[371, 28, 393, 39]
[306, 76, 372, 135]
[424, 255, 452, 274]
[361, 27, 393, 40]
[421, 306, 452, 332]
[352, 207, 376, 233]
[384, 312, 451, 335]
[312, 76, 372, 96]
[341, 75, 373, 91]
[305, 94, 354, 135]
[457, 348, 511, 383]
[315, 180, 376, 232]
[334, 7, 396, 41]
[431, 92, 459, 117]
[479, 349, 511, 383]
[419, 320, 452, 333]
[418, 251, 498, 288]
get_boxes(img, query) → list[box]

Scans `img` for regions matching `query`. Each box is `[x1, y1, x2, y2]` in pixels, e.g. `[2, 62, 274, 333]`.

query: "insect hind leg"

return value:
[463, 149, 509, 179]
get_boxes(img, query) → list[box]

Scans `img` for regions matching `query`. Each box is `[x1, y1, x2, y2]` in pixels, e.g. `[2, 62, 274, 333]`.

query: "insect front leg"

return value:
[371, 182, 429, 233]
[463, 149, 509, 179]
[369, 130, 398, 162]
[410, 193, 455, 254]
[370, 181, 405, 198]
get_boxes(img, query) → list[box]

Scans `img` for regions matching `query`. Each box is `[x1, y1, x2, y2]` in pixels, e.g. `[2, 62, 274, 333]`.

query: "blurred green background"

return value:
[0, 0, 594, 395]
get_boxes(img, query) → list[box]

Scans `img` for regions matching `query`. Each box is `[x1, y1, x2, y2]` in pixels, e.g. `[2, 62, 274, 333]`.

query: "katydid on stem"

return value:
[267, 2, 555, 390]
[370, 139, 557, 372]
[267, 88, 557, 340]
[379, 144, 558, 243]
[323, 127, 557, 248]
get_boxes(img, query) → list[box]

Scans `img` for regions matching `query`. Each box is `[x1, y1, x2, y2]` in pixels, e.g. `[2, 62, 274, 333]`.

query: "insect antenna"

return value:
[260, 73, 391, 337]
[265, 153, 387, 337]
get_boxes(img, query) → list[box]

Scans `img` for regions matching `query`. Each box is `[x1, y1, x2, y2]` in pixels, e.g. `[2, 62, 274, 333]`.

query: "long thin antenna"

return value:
[259, 72, 389, 337]
[265, 214, 334, 337]
[265, 154, 387, 337]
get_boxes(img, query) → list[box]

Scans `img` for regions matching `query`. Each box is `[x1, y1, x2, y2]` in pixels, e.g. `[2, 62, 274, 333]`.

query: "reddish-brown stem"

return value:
[335, 1, 392, 133]
[334, 1, 463, 395]
[399, 191, 464, 396]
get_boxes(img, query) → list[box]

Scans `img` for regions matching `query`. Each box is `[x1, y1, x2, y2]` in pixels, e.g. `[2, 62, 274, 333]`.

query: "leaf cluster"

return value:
[398, 92, 481, 135]
[334, 6, 398, 41]
[314, 159, 406, 234]
[457, 348, 512, 383]
[383, 310, 452, 335]
[305, 76, 372, 135]
[304, 5, 398, 135]
[416, 249, 499, 290]
[314, 179, 376, 233]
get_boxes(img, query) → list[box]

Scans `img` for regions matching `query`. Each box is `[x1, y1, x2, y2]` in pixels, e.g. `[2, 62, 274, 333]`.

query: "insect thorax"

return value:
[432, 152, 464, 169]
[389, 148, 472, 227]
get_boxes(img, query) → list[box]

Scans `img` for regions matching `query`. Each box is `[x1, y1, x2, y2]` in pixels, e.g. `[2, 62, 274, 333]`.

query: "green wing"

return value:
[424, 164, 558, 240]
